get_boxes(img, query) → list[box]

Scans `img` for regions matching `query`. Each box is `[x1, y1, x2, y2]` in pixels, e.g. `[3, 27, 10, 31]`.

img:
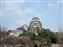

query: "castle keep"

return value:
[29, 17, 42, 30]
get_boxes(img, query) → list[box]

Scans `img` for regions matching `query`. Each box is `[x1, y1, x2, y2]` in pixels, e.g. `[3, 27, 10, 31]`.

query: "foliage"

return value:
[8, 30, 12, 32]
[19, 34, 25, 37]
[0, 27, 63, 46]
[42, 41, 47, 46]
[19, 29, 27, 37]
[38, 28, 59, 44]
[36, 27, 40, 33]
[61, 37, 63, 43]
[23, 28, 60, 44]
[27, 32, 36, 40]
[38, 30, 48, 38]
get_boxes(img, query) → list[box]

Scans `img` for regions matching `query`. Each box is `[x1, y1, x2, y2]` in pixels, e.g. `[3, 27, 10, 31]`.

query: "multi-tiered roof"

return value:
[29, 17, 42, 30]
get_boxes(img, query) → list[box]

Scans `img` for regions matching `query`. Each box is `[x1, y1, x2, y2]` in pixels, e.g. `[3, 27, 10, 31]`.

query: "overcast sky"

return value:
[0, 0, 63, 32]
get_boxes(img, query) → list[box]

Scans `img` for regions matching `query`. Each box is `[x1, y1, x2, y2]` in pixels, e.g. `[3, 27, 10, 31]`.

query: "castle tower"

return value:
[29, 17, 42, 31]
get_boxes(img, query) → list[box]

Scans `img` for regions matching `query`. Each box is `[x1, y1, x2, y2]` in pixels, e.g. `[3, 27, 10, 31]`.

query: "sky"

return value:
[0, 0, 63, 32]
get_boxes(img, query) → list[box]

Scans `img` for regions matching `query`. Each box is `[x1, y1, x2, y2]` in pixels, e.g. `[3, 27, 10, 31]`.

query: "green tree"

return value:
[27, 32, 36, 40]
[38, 28, 58, 44]
[38, 29, 48, 38]
[47, 32, 57, 43]
[36, 27, 40, 33]
[19, 29, 27, 37]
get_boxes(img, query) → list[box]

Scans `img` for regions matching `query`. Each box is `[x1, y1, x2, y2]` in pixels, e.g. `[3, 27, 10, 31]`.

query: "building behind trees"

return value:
[29, 17, 42, 33]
